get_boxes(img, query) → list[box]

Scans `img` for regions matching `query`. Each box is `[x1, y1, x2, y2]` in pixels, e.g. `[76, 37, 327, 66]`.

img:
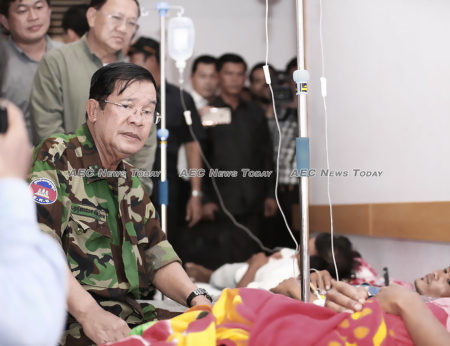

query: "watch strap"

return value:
[186, 288, 212, 307]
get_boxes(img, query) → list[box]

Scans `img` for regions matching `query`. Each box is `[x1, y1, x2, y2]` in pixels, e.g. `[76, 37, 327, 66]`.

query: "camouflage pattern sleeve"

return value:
[29, 136, 71, 246]
[139, 190, 181, 282]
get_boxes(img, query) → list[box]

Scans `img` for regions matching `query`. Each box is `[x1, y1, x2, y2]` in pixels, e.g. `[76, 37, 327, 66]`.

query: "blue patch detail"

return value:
[158, 180, 169, 206]
[296, 138, 310, 170]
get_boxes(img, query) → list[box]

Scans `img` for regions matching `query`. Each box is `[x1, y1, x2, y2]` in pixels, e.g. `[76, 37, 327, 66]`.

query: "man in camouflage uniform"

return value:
[29, 63, 212, 345]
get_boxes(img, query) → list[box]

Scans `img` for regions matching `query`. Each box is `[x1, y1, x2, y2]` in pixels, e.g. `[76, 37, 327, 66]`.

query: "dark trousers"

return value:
[151, 176, 190, 252]
[176, 211, 262, 270]
[261, 184, 300, 250]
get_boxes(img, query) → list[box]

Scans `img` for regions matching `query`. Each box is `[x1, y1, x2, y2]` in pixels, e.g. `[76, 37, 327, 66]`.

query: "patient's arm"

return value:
[270, 277, 301, 300]
[376, 285, 450, 346]
[236, 252, 269, 288]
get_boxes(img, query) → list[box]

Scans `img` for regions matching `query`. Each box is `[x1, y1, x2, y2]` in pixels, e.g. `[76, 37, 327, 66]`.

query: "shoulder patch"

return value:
[30, 178, 58, 205]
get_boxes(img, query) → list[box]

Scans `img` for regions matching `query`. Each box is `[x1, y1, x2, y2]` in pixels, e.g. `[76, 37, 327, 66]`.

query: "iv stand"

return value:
[295, 0, 311, 303]
[157, 2, 169, 233]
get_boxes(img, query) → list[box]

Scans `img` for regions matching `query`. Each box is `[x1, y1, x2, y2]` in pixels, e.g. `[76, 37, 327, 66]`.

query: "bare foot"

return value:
[185, 263, 213, 283]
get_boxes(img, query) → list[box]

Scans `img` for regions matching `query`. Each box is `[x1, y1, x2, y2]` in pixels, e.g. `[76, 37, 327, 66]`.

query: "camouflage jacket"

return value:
[29, 123, 180, 325]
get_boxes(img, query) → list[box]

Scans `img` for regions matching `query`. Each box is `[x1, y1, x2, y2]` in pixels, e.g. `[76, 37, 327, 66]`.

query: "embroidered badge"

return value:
[71, 204, 107, 223]
[30, 178, 58, 205]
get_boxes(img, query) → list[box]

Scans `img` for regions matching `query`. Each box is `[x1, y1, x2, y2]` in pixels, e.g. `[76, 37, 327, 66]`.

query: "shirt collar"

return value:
[191, 89, 209, 109]
[214, 95, 248, 110]
[75, 123, 128, 184]
[81, 33, 124, 64]
[8, 35, 55, 62]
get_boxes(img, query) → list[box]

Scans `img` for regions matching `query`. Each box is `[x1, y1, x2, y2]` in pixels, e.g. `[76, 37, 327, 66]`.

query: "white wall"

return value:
[306, 0, 450, 205]
[136, 0, 450, 268]
[346, 234, 450, 283]
[304, 0, 450, 275]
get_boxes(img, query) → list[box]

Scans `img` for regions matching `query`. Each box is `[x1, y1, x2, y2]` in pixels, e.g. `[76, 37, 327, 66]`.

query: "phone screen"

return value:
[201, 107, 232, 127]
[0, 106, 7, 134]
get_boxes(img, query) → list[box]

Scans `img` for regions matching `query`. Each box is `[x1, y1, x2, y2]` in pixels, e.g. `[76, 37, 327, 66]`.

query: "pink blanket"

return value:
[105, 288, 447, 346]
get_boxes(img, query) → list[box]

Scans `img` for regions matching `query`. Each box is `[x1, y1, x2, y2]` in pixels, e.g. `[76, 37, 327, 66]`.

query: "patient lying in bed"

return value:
[105, 241, 450, 345]
[105, 281, 450, 346]
[186, 233, 361, 291]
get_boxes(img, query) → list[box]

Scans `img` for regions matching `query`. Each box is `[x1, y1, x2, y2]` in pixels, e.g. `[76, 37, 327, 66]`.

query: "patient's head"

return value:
[414, 266, 450, 298]
[309, 233, 359, 280]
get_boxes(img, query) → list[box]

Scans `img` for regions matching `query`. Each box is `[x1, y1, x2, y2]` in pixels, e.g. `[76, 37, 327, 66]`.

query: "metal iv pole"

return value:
[295, 0, 311, 303]
[157, 2, 169, 233]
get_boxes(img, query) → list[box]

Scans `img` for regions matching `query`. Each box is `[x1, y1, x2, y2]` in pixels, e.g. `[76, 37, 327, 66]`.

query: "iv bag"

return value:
[168, 16, 195, 63]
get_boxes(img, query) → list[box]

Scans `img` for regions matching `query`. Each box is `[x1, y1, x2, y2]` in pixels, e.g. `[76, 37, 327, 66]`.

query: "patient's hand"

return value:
[247, 252, 269, 269]
[269, 251, 282, 259]
[376, 284, 420, 315]
[78, 304, 131, 344]
[270, 277, 301, 301]
[310, 270, 332, 293]
[325, 280, 368, 313]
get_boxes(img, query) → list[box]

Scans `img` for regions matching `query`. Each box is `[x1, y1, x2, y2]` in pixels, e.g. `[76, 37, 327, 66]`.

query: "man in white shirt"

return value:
[0, 39, 66, 343]
[177, 55, 219, 186]
[190, 55, 219, 112]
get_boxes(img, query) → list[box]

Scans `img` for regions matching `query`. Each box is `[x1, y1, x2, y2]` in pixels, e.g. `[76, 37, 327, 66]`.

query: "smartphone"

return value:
[273, 85, 294, 104]
[0, 105, 7, 134]
[201, 107, 232, 127]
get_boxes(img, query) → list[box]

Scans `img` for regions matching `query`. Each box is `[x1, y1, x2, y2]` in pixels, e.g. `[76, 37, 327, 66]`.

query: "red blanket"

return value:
[105, 288, 447, 346]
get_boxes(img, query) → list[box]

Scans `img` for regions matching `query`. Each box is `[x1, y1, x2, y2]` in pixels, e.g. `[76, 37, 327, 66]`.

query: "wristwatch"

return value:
[186, 288, 212, 307]
[191, 189, 202, 198]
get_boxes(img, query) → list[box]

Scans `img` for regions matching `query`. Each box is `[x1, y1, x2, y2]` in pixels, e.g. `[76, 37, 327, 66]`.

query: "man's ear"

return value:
[86, 7, 97, 29]
[0, 15, 10, 32]
[145, 55, 159, 76]
[86, 99, 99, 123]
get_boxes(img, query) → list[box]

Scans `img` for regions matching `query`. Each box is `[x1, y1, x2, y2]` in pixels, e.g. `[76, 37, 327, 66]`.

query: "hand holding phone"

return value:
[201, 107, 232, 127]
[0, 101, 32, 179]
[0, 105, 7, 134]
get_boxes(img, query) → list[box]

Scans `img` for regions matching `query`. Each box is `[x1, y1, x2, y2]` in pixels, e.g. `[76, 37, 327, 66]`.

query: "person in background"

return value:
[0, 36, 66, 346]
[30, 0, 156, 194]
[0, 0, 60, 141]
[61, 4, 89, 43]
[261, 57, 300, 249]
[175, 54, 219, 243]
[200, 53, 277, 265]
[248, 62, 276, 119]
[128, 37, 205, 255]
[190, 54, 219, 113]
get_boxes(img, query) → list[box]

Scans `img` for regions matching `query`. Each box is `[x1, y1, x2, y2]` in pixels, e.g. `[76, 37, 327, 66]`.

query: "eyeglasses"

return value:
[103, 100, 160, 124]
[98, 10, 139, 32]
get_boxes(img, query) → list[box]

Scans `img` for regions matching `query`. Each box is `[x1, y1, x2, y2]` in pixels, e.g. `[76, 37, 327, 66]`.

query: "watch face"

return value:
[195, 288, 206, 295]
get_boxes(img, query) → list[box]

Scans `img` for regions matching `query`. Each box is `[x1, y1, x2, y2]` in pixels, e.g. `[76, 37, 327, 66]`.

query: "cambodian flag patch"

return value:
[30, 178, 58, 205]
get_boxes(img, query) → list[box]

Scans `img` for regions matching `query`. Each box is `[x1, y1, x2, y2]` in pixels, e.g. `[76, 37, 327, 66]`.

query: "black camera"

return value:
[272, 85, 294, 104]
[0, 105, 7, 134]
[272, 71, 294, 104]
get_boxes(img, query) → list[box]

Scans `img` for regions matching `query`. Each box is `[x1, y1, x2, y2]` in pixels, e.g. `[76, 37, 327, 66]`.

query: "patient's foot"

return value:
[185, 262, 213, 283]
